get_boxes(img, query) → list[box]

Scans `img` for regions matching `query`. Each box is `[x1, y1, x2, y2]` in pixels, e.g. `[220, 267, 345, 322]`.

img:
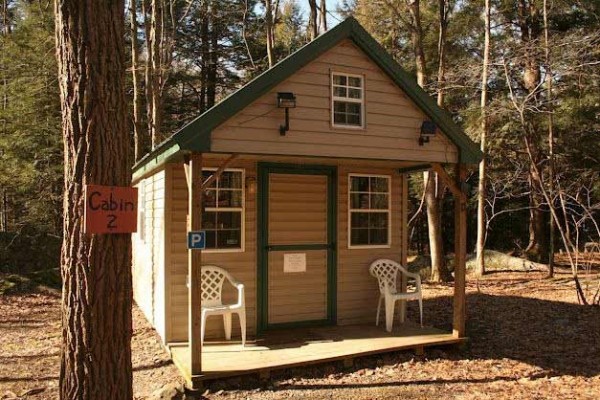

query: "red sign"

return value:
[84, 185, 138, 234]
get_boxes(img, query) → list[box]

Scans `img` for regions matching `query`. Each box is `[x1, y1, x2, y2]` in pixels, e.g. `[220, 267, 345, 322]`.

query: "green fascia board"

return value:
[132, 17, 482, 177]
[131, 142, 182, 182]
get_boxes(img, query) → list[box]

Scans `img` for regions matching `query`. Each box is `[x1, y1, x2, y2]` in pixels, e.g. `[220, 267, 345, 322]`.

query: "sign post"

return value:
[84, 185, 138, 234]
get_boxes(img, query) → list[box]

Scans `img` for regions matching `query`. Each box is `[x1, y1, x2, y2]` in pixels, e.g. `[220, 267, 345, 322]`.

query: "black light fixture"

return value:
[419, 120, 437, 146]
[277, 92, 297, 136]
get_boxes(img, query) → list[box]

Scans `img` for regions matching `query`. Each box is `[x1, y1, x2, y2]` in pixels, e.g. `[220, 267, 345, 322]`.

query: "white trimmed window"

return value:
[331, 72, 364, 128]
[348, 174, 391, 248]
[201, 169, 245, 252]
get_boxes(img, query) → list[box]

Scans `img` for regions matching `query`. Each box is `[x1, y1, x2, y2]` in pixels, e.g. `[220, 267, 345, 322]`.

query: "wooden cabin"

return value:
[131, 17, 482, 389]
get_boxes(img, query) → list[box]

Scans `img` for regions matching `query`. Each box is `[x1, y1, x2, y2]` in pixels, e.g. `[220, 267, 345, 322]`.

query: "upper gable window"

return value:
[331, 72, 364, 128]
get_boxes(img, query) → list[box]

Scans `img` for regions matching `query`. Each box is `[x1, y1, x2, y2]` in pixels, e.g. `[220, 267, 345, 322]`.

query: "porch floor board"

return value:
[169, 322, 463, 385]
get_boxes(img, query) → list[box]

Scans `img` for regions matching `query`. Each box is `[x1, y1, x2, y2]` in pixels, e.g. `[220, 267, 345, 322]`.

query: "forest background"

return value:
[0, 0, 598, 293]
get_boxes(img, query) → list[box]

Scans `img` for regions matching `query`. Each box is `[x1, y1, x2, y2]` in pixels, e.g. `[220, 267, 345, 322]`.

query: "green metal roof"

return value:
[133, 17, 482, 180]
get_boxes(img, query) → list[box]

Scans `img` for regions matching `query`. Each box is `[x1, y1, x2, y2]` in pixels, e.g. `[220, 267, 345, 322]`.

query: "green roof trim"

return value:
[132, 17, 482, 177]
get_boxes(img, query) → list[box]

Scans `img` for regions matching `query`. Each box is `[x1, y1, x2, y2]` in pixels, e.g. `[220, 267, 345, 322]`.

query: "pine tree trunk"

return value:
[150, 0, 163, 148]
[308, 0, 318, 40]
[207, 16, 217, 108]
[436, 0, 448, 107]
[319, 0, 327, 32]
[2, 0, 10, 35]
[142, 0, 154, 147]
[1, 0, 9, 232]
[199, 0, 209, 112]
[543, 0, 555, 277]
[407, 0, 450, 282]
[130, 0, 144, 161]
[54, 0, 133, 398]
[475, 0, 491, 276]
[265, 0, 274, 67]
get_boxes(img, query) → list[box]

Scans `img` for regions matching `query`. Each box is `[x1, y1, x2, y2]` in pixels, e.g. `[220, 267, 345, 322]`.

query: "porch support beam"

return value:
[430, 163, 462, 198]
[201, 154, 239, 189]
[452, 163, 467, 338]
[400, 173, 409, 322]
[187, 153, 203, 377]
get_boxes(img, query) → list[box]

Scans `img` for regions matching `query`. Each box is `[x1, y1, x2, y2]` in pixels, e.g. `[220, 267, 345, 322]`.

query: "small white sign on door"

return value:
[283, 253, 306, 273]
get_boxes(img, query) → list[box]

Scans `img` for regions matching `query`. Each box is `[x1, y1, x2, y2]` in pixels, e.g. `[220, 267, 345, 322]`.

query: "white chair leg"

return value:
[376, 296, 383, 326]
[238, 309, 246, 347]
[223, 313, 232, 341]
[385, 296, 395, 333]
[200, 312, 207, 345]
[418, 297, 423, 327]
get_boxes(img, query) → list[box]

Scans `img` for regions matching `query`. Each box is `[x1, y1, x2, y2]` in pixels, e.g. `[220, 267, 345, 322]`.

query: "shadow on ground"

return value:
[203, 290, 600, 392]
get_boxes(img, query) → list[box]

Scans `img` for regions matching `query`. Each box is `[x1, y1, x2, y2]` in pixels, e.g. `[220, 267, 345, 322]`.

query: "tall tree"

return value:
[129, 0, 145, 161]
[149, 0, 164, 148]
[543, 0, 554, 277]
[265, 0, 275, 67]
[319, 0, 327, 32]
[475, 0, 491, 276]
[55, 0, 133, 398]
[308, 0, 318, 39]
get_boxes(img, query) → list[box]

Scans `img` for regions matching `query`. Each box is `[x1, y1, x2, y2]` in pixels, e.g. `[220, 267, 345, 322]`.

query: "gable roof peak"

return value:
[133, 17, 482, 179]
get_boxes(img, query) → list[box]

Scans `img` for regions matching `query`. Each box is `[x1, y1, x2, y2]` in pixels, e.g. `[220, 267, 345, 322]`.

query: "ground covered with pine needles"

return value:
[1, 267, 599, 399]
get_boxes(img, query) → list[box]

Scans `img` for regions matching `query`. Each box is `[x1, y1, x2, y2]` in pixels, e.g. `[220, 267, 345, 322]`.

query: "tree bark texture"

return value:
[475, 0, 491, 276]
[516, 0, 549, 263]
[406, 0, 451, 282]
[55, 0, 133, 398]
[436, 0, 449, 107]
[265, 0, 274, 67]
[142, 0, 154, 147]
[130, 0, 145, 161]
[150, 0, 163, 148]
[543, 0, 555, 276]
[407, 0, 426, 88]
[308, 0, 318, 40]
[319, 0, 327, 32]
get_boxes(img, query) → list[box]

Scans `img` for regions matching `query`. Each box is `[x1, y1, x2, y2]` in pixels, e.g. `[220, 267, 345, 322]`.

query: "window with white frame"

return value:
[331, 72, 364, 128]
[201, 169, 245, 251]
[348, 174, 391, 247]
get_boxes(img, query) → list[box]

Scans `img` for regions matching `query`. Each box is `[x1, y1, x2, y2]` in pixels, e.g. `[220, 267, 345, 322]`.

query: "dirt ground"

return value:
[1, 268, 599, 400]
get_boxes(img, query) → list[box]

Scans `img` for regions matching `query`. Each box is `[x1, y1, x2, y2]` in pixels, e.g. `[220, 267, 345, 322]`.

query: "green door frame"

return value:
[257, 162, 337, 333]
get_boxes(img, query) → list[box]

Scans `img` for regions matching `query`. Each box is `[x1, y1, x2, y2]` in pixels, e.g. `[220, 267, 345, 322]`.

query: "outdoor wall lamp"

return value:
[419, 120, 437, 146]
[277, 92, 297, 136]
[245, 176, 256, 195]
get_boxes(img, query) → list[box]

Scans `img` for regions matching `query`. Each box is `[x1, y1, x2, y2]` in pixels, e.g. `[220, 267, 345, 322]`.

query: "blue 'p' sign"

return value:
[187, 231, 206, 250]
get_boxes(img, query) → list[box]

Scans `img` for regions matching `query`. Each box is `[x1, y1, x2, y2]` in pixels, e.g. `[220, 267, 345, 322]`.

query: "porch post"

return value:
[453, 163, 467, 338]
[400, 174, 409, 322]
[188, 153, 203, 375]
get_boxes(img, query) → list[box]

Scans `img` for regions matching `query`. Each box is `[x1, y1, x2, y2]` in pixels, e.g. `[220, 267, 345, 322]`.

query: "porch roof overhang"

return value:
[132, 17, 483, 183]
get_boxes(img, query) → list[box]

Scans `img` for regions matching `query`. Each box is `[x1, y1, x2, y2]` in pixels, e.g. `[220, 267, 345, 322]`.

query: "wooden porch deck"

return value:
[169, 322, 464, 386]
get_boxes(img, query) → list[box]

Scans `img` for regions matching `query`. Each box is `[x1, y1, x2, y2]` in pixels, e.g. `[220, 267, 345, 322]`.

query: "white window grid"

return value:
[331, 72, 365, 129]
[202, 168, 245, 253]
[347, 173, 392, 249]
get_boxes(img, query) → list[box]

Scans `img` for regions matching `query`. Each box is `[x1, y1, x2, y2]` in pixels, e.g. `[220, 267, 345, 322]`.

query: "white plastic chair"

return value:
[199, 265, 246, 346]
[369, 259, 423, 332]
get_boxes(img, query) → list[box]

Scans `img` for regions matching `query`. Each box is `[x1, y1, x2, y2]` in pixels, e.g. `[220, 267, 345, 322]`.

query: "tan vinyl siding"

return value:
[160, 157, 406, 341]
[267, 174, 329, 324]
[211, 39, 458, 163]
[268, 174, 328, 245]
[132, 169, 167, 340]
[167, 161, 257, 342]
[336, 165, 403, 325]
[268, 250, 328, 324]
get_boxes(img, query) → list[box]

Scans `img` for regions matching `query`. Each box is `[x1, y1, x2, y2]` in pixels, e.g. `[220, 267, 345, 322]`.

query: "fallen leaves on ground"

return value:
[0, 268, 598, 399]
